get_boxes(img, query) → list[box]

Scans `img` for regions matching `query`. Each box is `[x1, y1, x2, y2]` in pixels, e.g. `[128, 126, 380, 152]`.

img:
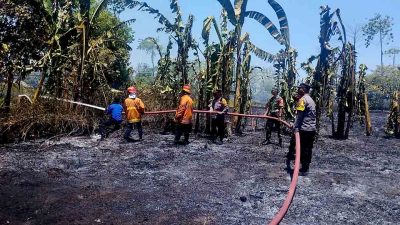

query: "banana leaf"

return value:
[90, 0, 108, 25]
[247, 41, 276, 62]
[216, 0, 237, 26]
[202, 16, 224, 46]
[268, 0, 290, 46]
[245, 11, 285, 45]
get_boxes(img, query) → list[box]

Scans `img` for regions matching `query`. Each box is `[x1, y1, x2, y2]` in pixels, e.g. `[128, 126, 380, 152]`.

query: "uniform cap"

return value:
[297, 83, 311, 91]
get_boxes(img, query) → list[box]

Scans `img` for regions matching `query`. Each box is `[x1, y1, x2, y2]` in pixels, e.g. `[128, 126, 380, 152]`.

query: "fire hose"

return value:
[145, 110, 300, 225]
[32, 96, 300, 225]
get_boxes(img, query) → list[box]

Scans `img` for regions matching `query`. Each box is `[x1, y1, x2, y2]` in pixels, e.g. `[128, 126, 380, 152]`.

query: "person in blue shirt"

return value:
[99, 97, 123, 140]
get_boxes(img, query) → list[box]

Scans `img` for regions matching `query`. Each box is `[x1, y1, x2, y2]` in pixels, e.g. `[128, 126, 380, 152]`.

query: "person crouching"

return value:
[99, 97, 123, 141]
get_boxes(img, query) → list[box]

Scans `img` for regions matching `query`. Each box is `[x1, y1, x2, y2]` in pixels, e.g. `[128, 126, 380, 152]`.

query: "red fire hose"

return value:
[144, 109, 300, 225]
[41, 97, 300, 224]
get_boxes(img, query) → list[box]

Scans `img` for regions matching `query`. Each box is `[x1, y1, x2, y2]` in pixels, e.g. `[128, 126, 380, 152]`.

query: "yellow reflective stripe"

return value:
[296, 99, 305, 111]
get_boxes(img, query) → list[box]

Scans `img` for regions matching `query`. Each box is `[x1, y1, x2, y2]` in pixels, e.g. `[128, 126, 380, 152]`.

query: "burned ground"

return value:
[0, 112, 399, 225]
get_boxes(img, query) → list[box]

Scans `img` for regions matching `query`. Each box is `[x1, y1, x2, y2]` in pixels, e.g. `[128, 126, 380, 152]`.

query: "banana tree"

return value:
[311, 5, 347, 133]
[356, 64, 372, 136]
[32, 0, 135, 104]
[216, 0, 291, 131]
[126, 0, 196, 91]
[200, 10, 235, 133]
[335, 43, 356, 139]
[266, 0, 297, 119]
[309, 6, 361, 139]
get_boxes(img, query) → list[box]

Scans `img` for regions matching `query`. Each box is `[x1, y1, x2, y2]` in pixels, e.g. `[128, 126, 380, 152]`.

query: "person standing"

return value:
[209, 89, 229, 144]
[264, 88, 284, 147]
[99, 97, 123, 140]
[174, 85, 193, 145]
[123, 86, 145, 142]
[287, 83, 317, 174]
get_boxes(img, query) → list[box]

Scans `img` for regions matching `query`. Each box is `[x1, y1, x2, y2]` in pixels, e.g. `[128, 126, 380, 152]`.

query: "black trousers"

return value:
[99, 118, 121, 138]
[124, 122, 143, 140]
[174, 123, 192, 142]
[265, 118, 282, 141]
[287, 130, 316, 168]
[211, 116, 225, 141]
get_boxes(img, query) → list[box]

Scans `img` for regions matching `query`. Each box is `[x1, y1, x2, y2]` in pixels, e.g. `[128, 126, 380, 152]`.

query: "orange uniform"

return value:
[175, 94, 193, 124]
[124, 98, 145, 123]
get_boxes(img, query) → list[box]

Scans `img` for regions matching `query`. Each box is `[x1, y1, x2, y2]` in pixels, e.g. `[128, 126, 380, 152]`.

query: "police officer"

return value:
[264, 88, 284, 147]
[287, 83, 317, 174]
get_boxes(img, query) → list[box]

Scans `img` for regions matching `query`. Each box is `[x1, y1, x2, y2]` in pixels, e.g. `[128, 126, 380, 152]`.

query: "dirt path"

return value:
[0, 112, 399, 225]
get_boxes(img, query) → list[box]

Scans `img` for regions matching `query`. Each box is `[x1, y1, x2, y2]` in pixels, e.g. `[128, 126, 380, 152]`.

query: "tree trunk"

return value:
[395, 103, 400, 138]
[33, 70, 46, 103]
[380, 29, 383, 75]
[393, 53, 396, 67]
[205, 55, 211, 134]
[364, 93, 372, 136]
[3, 71, 13, 114]
[233, 27, 242, 133]
[344, 46, 356, 139]
[336, 101, 346, 139]
[151, 51, 155, 77]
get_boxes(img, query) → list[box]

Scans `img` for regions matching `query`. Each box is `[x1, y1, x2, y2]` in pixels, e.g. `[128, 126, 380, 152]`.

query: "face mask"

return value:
[129, 93, 136, 99]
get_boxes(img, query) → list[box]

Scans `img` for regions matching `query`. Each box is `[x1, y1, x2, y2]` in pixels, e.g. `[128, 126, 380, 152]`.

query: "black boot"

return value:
[299, 165, 309, 173]
[286, 153, 295, 161]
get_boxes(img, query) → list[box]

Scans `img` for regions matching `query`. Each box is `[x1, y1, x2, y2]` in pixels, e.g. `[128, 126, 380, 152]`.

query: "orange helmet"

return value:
[127, 86, 137, 94]
[182, 85, 191, 94]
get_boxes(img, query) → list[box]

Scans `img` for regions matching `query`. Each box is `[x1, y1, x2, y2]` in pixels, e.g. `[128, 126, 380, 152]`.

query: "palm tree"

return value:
[137, 37, 163, 76]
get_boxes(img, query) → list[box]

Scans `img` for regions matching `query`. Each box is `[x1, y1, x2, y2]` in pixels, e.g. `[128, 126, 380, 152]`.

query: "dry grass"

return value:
[0, 99, 99, 143]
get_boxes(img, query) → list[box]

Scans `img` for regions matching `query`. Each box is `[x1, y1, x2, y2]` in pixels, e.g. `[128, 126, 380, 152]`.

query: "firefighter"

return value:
[263, 88, 284, 147]
[209, 89, 229, 144]
[174, 85, 193, 145]
[123, 86, 145, 142]
[287, 83, 317, 175]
